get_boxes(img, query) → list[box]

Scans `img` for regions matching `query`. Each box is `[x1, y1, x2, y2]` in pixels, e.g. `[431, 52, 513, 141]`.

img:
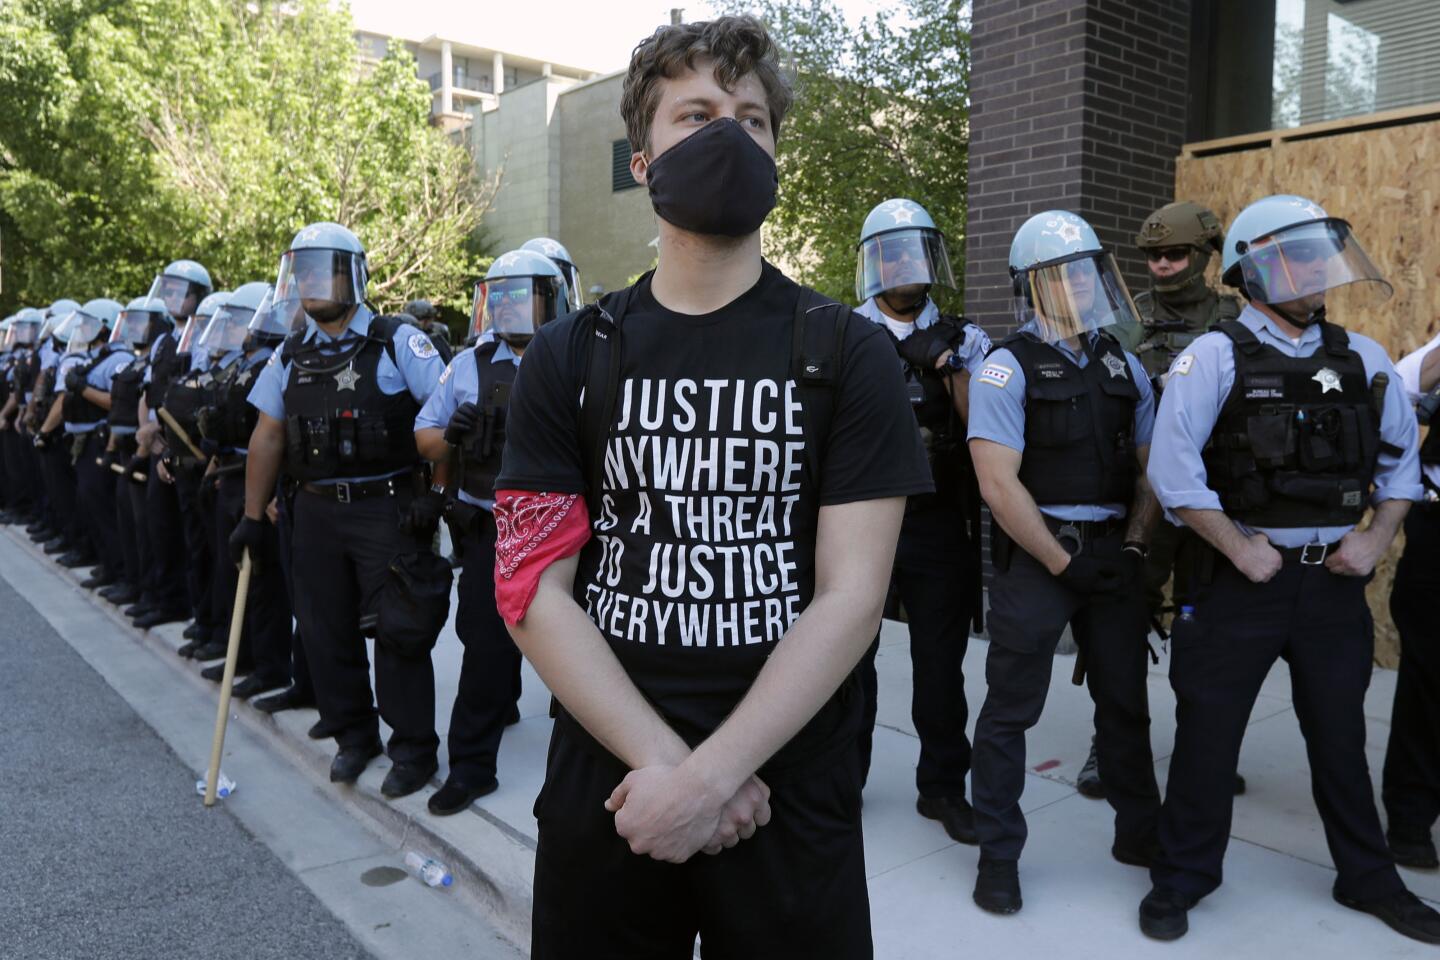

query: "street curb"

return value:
[3, 526, 537, 951]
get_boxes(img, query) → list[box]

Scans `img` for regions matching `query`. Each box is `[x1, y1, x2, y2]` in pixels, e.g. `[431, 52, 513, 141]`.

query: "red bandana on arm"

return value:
[492, 490, 591, 626]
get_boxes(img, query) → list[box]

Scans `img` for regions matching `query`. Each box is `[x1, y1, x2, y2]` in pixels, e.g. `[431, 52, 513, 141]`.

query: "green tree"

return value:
[0, 0, 495, 316]
[717, 0, 970, 308]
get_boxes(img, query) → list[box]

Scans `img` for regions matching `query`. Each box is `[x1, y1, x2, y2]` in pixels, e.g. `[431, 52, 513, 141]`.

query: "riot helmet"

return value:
[856, 199, 956, 312]
[1135, 201, 1225, 296]
[274, 222, 367, 324]
[1221, 194, 1390, 326]
[245, 287, 303, 347]
[40, 300, 81, 343]
[521, 238, 583, 312]
[179, 290, 229, 355]
[11, 309, 43, 347]
[403, 299, 437, 323]
[109, 296, 171, 350]
[57, 298, 123, 354]
[147, 259, 213, 320]
[1009, 210, 1141, 345]
[198, 281, 270, 358]
[470, 250, 563, 348]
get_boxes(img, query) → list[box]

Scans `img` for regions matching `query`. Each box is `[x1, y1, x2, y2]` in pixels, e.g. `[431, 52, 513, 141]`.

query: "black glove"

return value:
[443, 401, 482, 447]
[896, 318, 965, 371]
[1057, 555, 1125, 595]
[64, 367, 87, 393]
[400, 491, 447, 538]
[228, 516, 266, 571]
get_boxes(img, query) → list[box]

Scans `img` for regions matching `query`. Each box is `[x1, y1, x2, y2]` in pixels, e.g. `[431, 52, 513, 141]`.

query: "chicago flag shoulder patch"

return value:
[978, 362, 1013, 388]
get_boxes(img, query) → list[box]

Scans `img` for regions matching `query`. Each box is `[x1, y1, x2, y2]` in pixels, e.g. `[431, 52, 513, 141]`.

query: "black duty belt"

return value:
[1275, 541, 1342, 566]
[1043, 514, 1123, 553]
[301, 476, 407, 503]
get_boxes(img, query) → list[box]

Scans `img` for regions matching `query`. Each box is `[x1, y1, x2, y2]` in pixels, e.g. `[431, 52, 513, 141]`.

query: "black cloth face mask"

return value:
[645, 118, 778, 237]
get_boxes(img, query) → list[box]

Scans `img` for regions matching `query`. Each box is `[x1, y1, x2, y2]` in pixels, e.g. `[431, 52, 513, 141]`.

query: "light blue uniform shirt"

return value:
[1148, 304, 1422, 547]
[39, 339, 59, 373]
[415, 340, 520, 509]
[59, 347, 134, 434]
[855, 297, 993, 374]
[1394, 331, 1440, 493]
[967, 328, 1155, 521]
[248, 306, 446, 484]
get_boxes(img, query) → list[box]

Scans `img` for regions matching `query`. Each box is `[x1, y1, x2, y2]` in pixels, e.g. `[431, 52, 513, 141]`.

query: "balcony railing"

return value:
[426, 70, 492, 95]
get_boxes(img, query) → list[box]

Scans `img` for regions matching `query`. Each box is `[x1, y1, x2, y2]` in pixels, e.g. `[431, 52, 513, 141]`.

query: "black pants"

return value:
[173, 463, 215, 631]
[275, 484, 314, 699]
[445, 518, 522, 782]
[972, 527, 1159, 862]
[2, 429, 36, 514]
[113, 464, 143, 588]
[1384, 502, 1440, 834]
[531, 720, 873, 960]
[1153, 553, 1403, 903]
[291, 488, 438, 764]
[75, 432, 120, 573]
[211, 471, 292, 684]
[43, 441, 84, 551]
[145, 459, 190, 613]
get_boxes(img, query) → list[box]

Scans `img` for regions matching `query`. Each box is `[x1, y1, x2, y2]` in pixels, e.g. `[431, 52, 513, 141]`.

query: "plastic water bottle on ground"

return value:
[404, 851, 453, 888]
[195, 770, 237, 798]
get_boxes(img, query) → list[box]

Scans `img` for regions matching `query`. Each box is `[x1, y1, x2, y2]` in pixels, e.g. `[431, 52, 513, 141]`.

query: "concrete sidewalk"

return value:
[5, 526, 1436, 958]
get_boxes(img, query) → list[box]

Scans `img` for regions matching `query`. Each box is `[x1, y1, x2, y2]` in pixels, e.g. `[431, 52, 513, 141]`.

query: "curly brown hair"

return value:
[620, 15, 794, 155]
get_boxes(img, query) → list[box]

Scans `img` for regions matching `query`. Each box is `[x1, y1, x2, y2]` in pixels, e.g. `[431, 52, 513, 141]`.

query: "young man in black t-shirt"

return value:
[493, 16, 932, 960]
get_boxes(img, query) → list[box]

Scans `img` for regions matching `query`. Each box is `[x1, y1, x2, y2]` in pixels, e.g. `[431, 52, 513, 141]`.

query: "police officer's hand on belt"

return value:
[443, 401, 481, 447]
[1057, 554, 1126, 594]
[400, 489, 446, 538]
[228, 515, 266, 570]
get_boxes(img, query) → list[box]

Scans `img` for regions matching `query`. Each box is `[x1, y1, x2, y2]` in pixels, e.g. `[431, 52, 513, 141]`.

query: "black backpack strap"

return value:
[1215, 318, 1261, 355]
[791, 288, 849, 491]
[368, 313, 403, 368]
[579, 277, 645, 519]
[1318, 319, 1354, 359]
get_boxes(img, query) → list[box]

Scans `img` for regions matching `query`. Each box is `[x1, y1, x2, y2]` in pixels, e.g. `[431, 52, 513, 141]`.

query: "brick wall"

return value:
[964, 0, 1192, 337]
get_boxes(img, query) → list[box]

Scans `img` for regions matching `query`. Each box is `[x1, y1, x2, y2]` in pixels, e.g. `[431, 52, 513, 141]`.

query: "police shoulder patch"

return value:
[978, 362, 1013, 388]
[407, 332, 437, 360]
[1170, 354, 1195, 377]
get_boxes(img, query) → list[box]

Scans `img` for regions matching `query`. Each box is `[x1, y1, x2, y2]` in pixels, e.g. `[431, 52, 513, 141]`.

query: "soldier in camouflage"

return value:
[1079, 202, 1244, 802]
[1112, 201, 1241, 387]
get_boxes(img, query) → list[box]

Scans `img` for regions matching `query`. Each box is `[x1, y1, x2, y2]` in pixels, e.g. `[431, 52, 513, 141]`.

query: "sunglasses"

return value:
[1145, 248, 1190, 263]
[487, 287, 531, 306]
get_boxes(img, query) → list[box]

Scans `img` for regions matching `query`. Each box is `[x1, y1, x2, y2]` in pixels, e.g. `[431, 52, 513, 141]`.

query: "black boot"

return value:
[1139, 886, 1194, 941]
[428, 774, 499, 816]
[330, 740, 383, 783]
[1334, 888, 1440, 944]
[916, 795, 978, 844]
[973, 859, 1022, 914]
[1077, 737, 1105, 799]
[253, 686, 315, 714]
[1388, 824, 1439, 870]
[382, 759, 438, 799]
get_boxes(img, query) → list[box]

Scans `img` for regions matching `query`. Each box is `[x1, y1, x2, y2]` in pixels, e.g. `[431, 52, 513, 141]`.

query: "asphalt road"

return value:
[0, 573, 374, 960]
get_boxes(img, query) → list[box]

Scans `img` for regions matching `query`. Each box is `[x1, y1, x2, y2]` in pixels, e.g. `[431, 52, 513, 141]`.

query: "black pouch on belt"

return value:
[375, 550, 454, 658]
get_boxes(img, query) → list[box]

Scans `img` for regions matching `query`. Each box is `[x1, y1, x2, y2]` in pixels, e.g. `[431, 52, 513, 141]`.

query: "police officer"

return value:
[1140, 195, 1440, 944]
[520, 237, 584, 312]
[967, 210, 1161, 914]
[401, 299, 453, 359]
[852, 198, 989, 841]
[98, 295, 171, 608]
[1079, 201, 1244, 800]
[0, 310, 45, 529]
[48, 299, 129, 588]
[131, 261, 215, 630]
[32, 301, 89, 565]
[191, 282, 294, 696]
[231, 222, 446, 794]
[413, 249, 560, 815]
[1382, 332, 1440, 870]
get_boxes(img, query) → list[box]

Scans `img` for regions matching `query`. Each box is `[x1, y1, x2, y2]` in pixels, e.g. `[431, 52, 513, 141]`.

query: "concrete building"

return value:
[353, 28, 658, 296]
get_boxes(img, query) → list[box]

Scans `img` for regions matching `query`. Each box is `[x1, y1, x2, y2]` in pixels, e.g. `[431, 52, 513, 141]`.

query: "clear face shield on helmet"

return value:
[12, 320, 40, 347]
[246, 290, 303, 343]
[856, 228, 956, 304]
[556, 262, 583, 311]
[197, 304, 256, 358]
[1014, 252, 1142, 345]
[175, 316, 202, 354]
[274, 248, 366, 323]
[58, 311, 105, 355]
[469, 276, 561, 346]
[147, 273, 209, 320]
[1235, 218, 1392, 315]
[39, 314, 65, 344]
[0, 325, 15, 352]
[109, 308, 166, 350]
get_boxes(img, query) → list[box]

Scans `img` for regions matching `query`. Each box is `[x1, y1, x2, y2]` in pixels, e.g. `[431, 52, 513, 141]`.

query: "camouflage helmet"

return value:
[1135, 201, 1225, 294]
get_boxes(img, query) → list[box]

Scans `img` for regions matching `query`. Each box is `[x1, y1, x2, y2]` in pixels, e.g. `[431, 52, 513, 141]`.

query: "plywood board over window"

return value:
[1176, 114, 1440, 667]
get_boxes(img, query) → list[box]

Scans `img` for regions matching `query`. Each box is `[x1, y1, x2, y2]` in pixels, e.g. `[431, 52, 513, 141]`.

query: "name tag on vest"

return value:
[1243, 374, 1284, 400]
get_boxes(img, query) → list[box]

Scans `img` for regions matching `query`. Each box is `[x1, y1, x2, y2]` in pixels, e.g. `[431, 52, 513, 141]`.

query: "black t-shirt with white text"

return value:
[497, 263, 932, 768]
